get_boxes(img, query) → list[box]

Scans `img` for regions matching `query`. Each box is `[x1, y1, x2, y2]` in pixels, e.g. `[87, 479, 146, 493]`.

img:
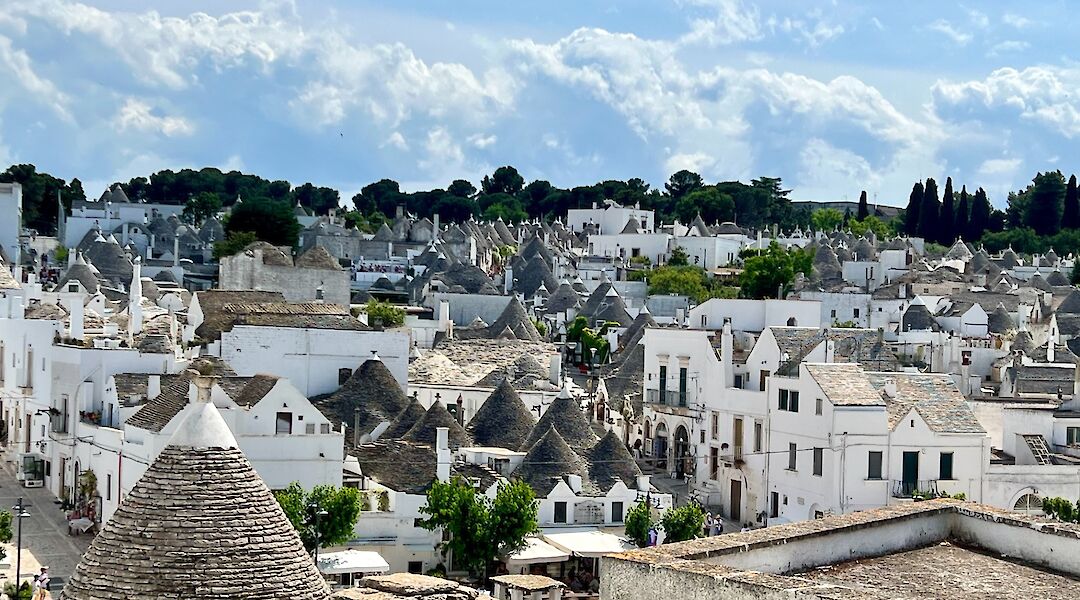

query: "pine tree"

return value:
[1064, 174, 1079, 230]
[1026, 171, 1066, 236]
[905, 182, 923, 236]
[939, 177, 955, 244]
[918, 177, 940, 241]
[956, 185, 970, 240]
[969, 187, 991, 241]
[857, 190, 869, 221]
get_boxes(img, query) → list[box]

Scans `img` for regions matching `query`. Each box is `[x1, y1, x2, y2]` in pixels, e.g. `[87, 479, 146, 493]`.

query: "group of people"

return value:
[562, 568, 600, 596]
[703, 512, 725, 536]
[352, 263, 404, 273]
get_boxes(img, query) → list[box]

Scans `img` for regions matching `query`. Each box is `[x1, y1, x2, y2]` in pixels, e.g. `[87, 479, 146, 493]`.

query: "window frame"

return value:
[812, 448, 823, 477]
[787, 443, 797, 471]
[275, 411, 293, 435]
[939, 451, 954, 480]
[867, 451, 883, 480]
[554, 501, 568, 524]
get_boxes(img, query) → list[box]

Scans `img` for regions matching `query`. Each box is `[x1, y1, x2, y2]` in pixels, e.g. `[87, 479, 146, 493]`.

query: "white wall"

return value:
[689, 298, 822, 332]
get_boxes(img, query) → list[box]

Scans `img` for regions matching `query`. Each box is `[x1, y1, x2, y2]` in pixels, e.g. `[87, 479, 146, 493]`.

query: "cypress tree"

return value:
[956, 185, 970, 240]
[905, 182, 923, 236]
[1064, 174, 1079, 230]
[857, 190, 869, 221]
[939, 177, 955, 244]
[919, 177, 940, 241]
[969, 187, 991, 240]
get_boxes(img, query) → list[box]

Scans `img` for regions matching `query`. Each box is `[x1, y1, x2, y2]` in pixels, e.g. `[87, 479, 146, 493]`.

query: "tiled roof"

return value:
[314, 358, 410, 441]
[193, 290, 286, 340]
[401, 401, 472, 448]
[514, 428, 596, 497]
[519, 391, 599, 452]
[866, 373, 986, 433]
[588, 429, 641, 491]
[126, 373, 194, 432]
[806, 363, 886, 407]
[465, 379, 537, 450]
[294, 246, 342, 270]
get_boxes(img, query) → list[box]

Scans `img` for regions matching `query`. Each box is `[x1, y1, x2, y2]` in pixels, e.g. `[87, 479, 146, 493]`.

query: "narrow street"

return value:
[0, 461, 91, 591]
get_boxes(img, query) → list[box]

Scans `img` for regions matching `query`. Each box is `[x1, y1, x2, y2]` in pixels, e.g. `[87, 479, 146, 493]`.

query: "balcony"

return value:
[892, 479, 939, 499]
[646, 389, 691, 407]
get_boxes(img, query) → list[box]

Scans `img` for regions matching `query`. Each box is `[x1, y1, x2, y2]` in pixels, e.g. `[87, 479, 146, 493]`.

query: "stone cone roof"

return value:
[854, 238, 876, 261]
[1059, 290, 1080, 314]
[545, 282, 582, 315]
[588, 429, 641, 491]
[902, 299, 939, 332]
[383, 397, 427, 439]
[315, 358, 410, 439]
[515, 253, 559, 299]
[514, 427, 594, 496]
[60, 400, 329, 600]
[593, 290, 634, 327]
[988, 304, 1015, 334]
[465, 379, 537, 450]
[488, 297, 541, 341]
[579, 279, 613, 318]
[402, 401, 471, 448]
[1029, 272, 1052, 292]
[519, 389, 598, 452]
[1047, 270, 1069, 286]
[813, 244, 843, 283]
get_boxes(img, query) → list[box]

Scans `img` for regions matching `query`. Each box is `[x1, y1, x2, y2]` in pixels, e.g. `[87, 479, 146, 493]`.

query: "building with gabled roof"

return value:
[219, 242, 350, 305]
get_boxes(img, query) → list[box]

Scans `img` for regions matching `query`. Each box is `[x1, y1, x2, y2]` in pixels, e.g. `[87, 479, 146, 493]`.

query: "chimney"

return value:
[636, 474, 651, 492]
[438, 300, 450, 333]
[549, 354, 562, 386]
[883, 379, 897, 398]
[1048, 338, 1056, 362]
[396, 205, 404, 219]
[433, 213, 440, 234]
[193, 373, 215, 404]
[353, 408, 361, 447]
[172, 235, 179, 267]
[147, 375, 161, 399]
[824, 338, 836, 363]
[129, 258, 143, 336]
[122, 222, 129, 246]
[456, 394, 464, 426]
[721, 320, 734, 388]
[566, 474, 583, 493]
[504, 265, 513, 294]
[68, 250, 76, 267]
[68, 297, 84, 340]
[436, 427, 451, 482]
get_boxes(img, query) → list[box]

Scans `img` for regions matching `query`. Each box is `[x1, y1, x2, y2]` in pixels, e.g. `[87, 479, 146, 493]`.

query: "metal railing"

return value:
[646, 388, 690, 407]
[892, 479, 938, 499]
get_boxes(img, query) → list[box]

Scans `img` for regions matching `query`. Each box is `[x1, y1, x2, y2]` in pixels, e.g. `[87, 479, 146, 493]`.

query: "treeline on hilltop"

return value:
[901, 171, 1080, 256]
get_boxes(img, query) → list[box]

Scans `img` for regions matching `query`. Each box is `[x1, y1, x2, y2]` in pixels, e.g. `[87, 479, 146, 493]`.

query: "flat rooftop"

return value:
[800, 541, 1080, 599]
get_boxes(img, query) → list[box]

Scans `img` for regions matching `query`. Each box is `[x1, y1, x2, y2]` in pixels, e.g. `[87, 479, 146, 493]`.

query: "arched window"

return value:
[1013, 493, 1042, 515]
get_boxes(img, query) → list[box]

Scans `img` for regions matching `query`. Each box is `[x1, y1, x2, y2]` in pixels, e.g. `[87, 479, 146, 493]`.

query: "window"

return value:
[305, 423, 316, 434]
[753, 422, 762, 453]
[853, 308, 860, 318]
[789, 391, 799, 412]
[779, 390, 799, 413]
[276, 412, 293, 435]
[815, 398, 823, 416]
[779, 389, 788, 411]
[408, 562, 423, 574]
[554, 501, 568, 524]
[813, 448, 823, 476]
[830, 309, 837, 318]
[759, 370, 769, 392]
[658, 365, 667, 403]
[734, 374, 743, 389]
[1068, 427, 1080, 445]
[338, 368, 352, 385]
[867, 451, 883, 480]
[710, 447, 719, 479]
[611, 501, 624, 523]
[320, 423, 331, 434]
[939, 452, 954, 480]
[787, 443, 797, 471]
[678, 367, 688, 407]
[106, 474, 112, 501]
[699, 430, 705, 444]
[711, 411, 719, 440]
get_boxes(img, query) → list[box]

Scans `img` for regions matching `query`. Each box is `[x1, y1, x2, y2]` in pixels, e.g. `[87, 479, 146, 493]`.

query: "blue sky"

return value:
[0, 0, 1076, 207]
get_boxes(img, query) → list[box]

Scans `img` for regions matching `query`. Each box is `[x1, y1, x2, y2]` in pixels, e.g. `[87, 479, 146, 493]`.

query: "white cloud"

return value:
[988, 40, 1029, 56]
[965, 8, 989, 29]
[383, 131, 409, 150]
[0, 34, 70, 120]
[114, 98, 193, 136]
[870, 17, 884, 31]
[927, 19, 972, 45]
[677, 0, 762, 47]
[977, 157, 1022, 176]
[420, 127, 464, 171]
[467, 133, 497, 149]
[665, 152, 715, 175]
[767, 13, 845, 48]
[932, 66, 1080, 136]
[797, 138, 879, 200]
[1002, 13, 1031, 28]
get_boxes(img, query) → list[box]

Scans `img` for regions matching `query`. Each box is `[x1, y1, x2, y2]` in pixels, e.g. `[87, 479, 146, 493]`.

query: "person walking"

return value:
[32, 567, 50, 600]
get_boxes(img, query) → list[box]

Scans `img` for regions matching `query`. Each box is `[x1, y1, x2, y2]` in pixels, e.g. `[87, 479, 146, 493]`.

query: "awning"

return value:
[317, 550, 390, 575]
[506, 536, 571, 565]
[542, 529, 635, 558]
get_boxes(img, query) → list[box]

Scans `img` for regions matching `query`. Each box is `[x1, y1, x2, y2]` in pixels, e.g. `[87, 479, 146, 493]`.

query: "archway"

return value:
[1013, 492, 1043, 515]
[654, 422, 668, 470]
[674, 425, 690, 479]
[786, 317, 798, 326]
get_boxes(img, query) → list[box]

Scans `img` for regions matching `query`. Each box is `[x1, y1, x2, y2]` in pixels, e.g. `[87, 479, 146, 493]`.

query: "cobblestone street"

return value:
[0, 460, 91, 591]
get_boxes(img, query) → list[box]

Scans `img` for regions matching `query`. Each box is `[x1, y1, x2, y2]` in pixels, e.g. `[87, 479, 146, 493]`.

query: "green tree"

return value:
[481, 166, 525, 195]
[183, 191, 222, 224]
[225, 199, 301, 247]
[1025, 171, 1066, 235]
[646, 266, 736, 303]
[448, 179, 477, 198]
[857, 190, 869, 221]
[664, 170, 704, 201]
[624, 500, 654, 548]
[274, 482, 362, 552]
[660, 503, 705, 543]
[212, 231, 259, 259]
[355, 179, 402, 215]
[955, 185, 970, 239]
[0, 164, 83, 235]
[668, 246, 690, 267]
[918, 177, 940, 240]
[969, 187, 992, 240]
[419, 477, 538, 577]
[739, 242, 803, 299]
[1064, 175, 1080, 230]
[0, 510, 11, 561]
[939, 177, 955, 244]
[811, 208, 843, 232]
[290, 183, 341, 215]
[904, 182, 924, 236]
[365, 299, 405, 327]
[848, 216, 892, 240]
[675, 187, 735, 225]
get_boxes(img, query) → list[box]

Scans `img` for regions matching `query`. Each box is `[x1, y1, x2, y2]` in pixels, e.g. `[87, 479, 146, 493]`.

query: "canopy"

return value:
[542, 529, 635, 558]
[317, 550, 390, 575]
[507, 536, 571, 566]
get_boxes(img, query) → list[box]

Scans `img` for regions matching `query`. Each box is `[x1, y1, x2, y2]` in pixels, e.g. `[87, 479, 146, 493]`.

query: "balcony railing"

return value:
[892, 479, 939, 499]
[646, 389, 690, 407]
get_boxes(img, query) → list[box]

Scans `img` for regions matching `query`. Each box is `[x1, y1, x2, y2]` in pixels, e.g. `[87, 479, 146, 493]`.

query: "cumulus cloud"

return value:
[988, 40, 1029, 56]
[1002, 13, 1031, 28]
[0, 34, 70, 120]
[114, 98, 193, 136]
[467, 133, 497, 149]
[383, 131, 409, 150]
[797, 138, 880, 200]
[932, 66, 1080, 136]
[677, 0, 762, 47]
[977, 157, 1022, 176]
[767, 13, 845, 48]
[927, 19, 972, 45]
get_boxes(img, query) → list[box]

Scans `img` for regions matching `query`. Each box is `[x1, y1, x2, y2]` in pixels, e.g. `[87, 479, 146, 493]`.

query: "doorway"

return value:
[901, 451, 919, 496]
[674, 425, 690, 478]
[654, 423, 668, 470]
[730, 479, 742, 522]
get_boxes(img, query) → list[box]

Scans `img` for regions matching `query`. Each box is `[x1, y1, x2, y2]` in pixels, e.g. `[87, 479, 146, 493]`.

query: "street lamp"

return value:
[12, 498, 30, 590]
[308, 503, 329, 566]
